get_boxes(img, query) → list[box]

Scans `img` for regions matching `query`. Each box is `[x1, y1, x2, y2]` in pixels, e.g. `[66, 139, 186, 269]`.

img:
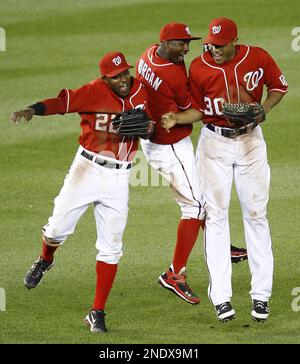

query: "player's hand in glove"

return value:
[222, 102, 265, 128]
[11, 108, 35, 124]
[112, 108, 155, 139]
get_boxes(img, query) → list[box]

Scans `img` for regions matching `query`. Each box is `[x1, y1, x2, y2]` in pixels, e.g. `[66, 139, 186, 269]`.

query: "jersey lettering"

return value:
[279, 74, 288, 86]
[243, 68, 264, 91]
[204, 97, 225, 116]
[95, 113, 117, 134]
[137, 59, 163, 91]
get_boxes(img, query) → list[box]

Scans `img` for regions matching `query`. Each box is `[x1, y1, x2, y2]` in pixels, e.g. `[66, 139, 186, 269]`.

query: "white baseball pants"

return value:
[196, 126, 274, 305]
[141, 136, 205, 220]
[43, 146, 130, 264]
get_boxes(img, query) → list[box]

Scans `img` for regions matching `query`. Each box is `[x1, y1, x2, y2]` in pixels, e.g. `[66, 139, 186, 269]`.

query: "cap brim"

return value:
[187, 36, 202, 40]
[161, 36, 202, 41]
[203, 35, 232, 46]
[105, 65, 134, 78]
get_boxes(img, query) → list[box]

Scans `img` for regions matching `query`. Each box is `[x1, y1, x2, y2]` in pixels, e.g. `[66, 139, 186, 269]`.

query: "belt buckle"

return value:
[245, 123, 254, 133]
[230, 129, 239, 138]
[214, 126, 223, 136]
[105, 161, 117, 169]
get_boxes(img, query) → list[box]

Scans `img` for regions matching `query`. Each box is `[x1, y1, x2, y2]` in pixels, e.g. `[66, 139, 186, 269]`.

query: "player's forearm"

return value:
[29, 97, 67, 116]
[175, 108, 203, 124]
[262, 92, 284, 114]
[161, 108, 203, 132]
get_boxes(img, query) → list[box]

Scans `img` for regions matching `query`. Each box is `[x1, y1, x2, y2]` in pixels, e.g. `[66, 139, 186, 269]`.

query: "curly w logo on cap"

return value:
[204, 18, 237, 46]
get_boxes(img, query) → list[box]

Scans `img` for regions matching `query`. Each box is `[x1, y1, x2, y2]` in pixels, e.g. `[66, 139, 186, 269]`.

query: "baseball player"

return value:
[161, 18, 288, 321]
[136, 22, 247, 306]
[10, 51, 152, 334]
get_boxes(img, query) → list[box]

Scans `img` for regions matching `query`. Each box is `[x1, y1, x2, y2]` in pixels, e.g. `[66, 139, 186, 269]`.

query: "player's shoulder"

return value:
[89, 77, 104, 87]
[141, 44, 182, 71]
[130, 77, 148, 94]
[138, 44, 158, 63]
[190, 53, 206, 70]
[247, 45, 271, 57]
[81, 78, 107, 98]
[131, 77, 144, 89]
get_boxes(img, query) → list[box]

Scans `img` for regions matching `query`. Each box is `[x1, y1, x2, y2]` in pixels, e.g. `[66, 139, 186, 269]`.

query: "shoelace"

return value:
[31, 260, 49, 277]
[170, 273, 194, 295]
[32, 262, 43, 276]
[218, 302, 229, 313]
[255, 301, 267, 310]
[170, 273, 186, 283]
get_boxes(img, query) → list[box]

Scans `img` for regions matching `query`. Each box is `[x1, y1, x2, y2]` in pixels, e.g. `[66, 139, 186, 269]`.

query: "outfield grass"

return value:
[1, 0, 300, 344]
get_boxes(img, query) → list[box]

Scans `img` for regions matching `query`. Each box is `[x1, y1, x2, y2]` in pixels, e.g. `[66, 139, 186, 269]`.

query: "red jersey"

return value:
[136, 45, 193, 144]
[189, 45, 288, 127]
[40, 77, 149, 161]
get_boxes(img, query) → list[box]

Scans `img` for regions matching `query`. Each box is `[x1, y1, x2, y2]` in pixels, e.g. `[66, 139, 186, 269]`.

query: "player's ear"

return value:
[160, 41, 168, 49]
[102, 76, 108, 84]
[233, 37, 238, 46]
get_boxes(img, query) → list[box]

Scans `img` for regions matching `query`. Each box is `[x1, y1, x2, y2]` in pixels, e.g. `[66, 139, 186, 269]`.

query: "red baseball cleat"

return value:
[158, 266, 200, 305]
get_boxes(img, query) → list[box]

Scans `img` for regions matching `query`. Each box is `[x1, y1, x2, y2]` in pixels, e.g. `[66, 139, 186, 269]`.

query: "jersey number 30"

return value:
[204, 97, 225, 116]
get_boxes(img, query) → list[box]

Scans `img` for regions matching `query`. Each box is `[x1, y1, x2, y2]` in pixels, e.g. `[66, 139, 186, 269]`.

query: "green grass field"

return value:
[1, 0, 300, 344]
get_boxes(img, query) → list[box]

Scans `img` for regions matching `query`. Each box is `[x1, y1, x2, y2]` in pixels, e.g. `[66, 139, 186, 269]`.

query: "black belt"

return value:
[206, 122, 257, 138]
[81, 150, 132, 169]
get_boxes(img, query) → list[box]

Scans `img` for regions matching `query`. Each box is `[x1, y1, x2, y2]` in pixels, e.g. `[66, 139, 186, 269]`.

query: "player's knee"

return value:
[96, 250, 123, 265]
[242, 203, 267, 220]
[42, 234, 63, 247]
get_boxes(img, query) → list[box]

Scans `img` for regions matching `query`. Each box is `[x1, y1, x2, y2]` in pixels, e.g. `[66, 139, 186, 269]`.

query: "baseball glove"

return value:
[112, 109, 154, 139]
[231, 245, 248, 264]
[222, 102, 265, 127]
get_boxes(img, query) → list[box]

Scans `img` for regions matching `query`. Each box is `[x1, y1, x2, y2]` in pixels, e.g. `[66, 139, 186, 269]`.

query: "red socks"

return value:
[41, 240, 58, 263]
[172, 218, 204, 274]
[93, 261, 118, 311]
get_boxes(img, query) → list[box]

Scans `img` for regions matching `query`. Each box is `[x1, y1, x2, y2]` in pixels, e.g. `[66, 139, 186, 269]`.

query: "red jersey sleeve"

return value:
[188, 61, 206, 112]
[256, 47, 288, 94]
[172, 72, 192, 110]
[41, 83, 98, 115]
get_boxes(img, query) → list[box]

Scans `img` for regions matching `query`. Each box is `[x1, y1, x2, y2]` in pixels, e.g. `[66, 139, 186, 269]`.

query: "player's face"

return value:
[165, 40, 190, 64]
[210, 39, 237, 64]
[104, 70, 132, 98]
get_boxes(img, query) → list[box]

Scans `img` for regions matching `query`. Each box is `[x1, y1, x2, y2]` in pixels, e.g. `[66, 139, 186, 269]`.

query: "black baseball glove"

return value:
[112, 109, 154, 139]
[222, 102, 265, 127]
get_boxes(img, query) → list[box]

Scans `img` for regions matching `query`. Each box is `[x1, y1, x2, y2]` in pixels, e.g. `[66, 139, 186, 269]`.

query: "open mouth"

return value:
[175, 53, 186, 63]
[120, 83, 129, 93]
[212, 52, 223, 62]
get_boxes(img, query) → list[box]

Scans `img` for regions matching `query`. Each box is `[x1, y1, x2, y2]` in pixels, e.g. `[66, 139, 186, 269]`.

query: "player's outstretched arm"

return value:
[161, 108, 203, 132]
[11, 108, 35, 124]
